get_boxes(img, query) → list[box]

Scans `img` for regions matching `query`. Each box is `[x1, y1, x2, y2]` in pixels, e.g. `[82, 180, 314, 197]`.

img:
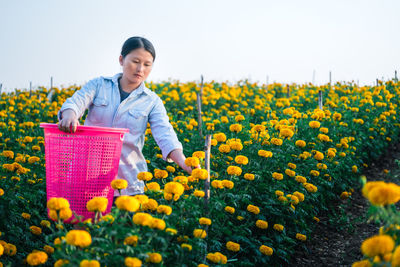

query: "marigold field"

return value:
[0, 79, 400, 266]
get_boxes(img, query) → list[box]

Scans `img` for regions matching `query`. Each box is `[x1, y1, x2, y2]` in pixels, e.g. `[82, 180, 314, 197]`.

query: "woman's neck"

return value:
[119, 76, 141, 93]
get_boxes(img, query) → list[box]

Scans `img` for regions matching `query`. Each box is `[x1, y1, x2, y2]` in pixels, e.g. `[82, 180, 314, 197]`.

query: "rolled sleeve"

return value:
[58, 78, 99, 121]
[149, 96, 183, 162]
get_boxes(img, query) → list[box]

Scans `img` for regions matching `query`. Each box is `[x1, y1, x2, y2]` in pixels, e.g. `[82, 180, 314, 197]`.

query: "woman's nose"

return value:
[137, 64, 143, 72]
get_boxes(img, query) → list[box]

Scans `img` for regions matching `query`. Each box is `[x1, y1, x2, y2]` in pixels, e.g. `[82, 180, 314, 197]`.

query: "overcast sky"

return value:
[0, 0, 399, 91]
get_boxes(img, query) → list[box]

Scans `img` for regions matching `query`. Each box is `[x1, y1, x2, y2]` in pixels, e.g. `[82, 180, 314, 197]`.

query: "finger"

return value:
[72, 121, 78, 133]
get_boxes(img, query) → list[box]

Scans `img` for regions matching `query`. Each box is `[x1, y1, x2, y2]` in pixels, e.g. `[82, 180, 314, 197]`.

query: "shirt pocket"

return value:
[127, 109, 148, 134]
[89, 97, 109, 123]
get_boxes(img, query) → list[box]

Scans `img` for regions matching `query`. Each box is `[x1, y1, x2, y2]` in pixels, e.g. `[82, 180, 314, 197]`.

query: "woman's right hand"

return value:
[58, 109, 80, 133]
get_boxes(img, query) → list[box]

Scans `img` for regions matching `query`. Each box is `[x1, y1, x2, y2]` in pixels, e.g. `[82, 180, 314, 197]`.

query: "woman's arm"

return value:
[167, 149, 198, 174]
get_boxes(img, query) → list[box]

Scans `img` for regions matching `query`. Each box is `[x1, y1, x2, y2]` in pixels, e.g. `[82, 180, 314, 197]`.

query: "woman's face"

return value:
[119, 48, 154, 86]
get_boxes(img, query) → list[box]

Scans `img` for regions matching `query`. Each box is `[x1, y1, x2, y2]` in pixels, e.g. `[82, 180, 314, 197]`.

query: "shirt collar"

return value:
[108, 73, 150, 96]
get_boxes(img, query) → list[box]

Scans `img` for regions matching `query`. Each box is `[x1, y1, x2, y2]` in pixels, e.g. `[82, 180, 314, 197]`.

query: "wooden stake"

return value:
[318, 90, 323, 110]
[196, 92, 203, 138]
[395, 70, 398, 81]
[50, 76, 53, 90]
[0, 83, 2, 94]
[329, 71, 332, 87]
[376, 78, 379, 86]
[286, 84, 290, 98]
[204, 135, 212, 214]
[29, 81, 32, 97]
[200, 75, 204, 98]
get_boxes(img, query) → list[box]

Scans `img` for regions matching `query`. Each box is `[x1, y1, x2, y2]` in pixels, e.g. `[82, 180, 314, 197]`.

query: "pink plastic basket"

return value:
[40, 123, 129, 223]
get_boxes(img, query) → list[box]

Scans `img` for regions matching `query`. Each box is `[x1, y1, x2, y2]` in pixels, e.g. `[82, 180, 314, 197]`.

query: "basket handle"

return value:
[120, 133, 125, 141]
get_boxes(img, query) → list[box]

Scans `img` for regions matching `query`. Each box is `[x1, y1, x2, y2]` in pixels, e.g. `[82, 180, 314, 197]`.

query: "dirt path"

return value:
[291, 142, 400, 267]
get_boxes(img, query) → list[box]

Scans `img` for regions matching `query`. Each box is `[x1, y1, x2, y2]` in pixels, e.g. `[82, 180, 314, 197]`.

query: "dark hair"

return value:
[121, 37, 156, 61]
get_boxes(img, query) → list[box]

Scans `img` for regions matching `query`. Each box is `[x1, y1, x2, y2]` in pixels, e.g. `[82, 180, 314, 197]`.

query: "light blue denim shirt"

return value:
[58, 73, 183, 196]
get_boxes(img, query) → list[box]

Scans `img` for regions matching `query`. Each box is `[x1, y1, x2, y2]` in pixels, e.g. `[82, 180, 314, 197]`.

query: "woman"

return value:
[57, 36, 196, 197]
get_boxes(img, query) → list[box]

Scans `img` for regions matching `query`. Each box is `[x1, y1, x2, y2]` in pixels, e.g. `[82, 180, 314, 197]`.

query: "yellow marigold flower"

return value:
[295, 140, 306, 147]
[287, 163, 296, 169]
[366, 183, 400, 206]
[229, 124, 242, 133]
[49, 208, 72, 221]
[207, 252, 227, 264]
[27, 156, 40, 164]
[259, 245, 273, 256]
[296, 233, 307, 241]
[258, 150, 273, 158]
[314, 151, 324, 161]
[30, 226, 42, 235]
[199, 217, 212, 225]
[271, 138, 283, 146]
[340, 152, 346, 157]
[247, 204, 260, 214]
[192, 151, 205, 159]
[193, 229, 207, 238]
[218, 144, 231, 153]
[275, 190, 284, 197]
[40, 220, 50, 228]
[273, 224, 284, 232]
[317, 134, 330, 142]
[80, 260, 100, 267]
[333, 112, 342, 121]
[340, 191, 350, 200]
[164, 181, 184, 196]
[125, 257, 142, 267]
[147, 252, 163, 264]
[66, 230, 92, 248]
[352, 165, 358, 173]
[352, 260, 371, 267]
[304, 183, 318, 193]
[193, 190, 205, 197]
[132, 212, 153, 227]
[22, 212, 31, 220]
[256, 220, 268, 229]
[185, 157, 200, 167]
[235, 115, 245, 122]
[214, 132, 227, 142]
[309, 120, 321, 128]
[226, 241, 240, 252]
[272, 172, 283, 180]
[235, 155, 249, 165]
[181, 243, 192, 251]
[392, 246, 400, 267]
[154, 169, 168, 179]
[313, 216, 320, 223]
[290, 195, 299, 205]
[137, 172, 153, 181]
[244, 173, 255, 181]
[237, 216, 244, 221]
[26, 251, 48, 266]
[142, 199, 158, 211]
[293, 191, 305, 202]
[227, 166, 242, 176]
[115, 196, 140, 212]
[111, 179, 128, 190]
[165, 228, 177, 235]
[144, 182, 161, 192]
[99, 214, 114, 223]
[225, 206, 235, 214]
[133, 194, 149, 205]
[361, 235, 394, 257]
[295, 175, 307, 183]
[285, 169, 296, 177]
[86, 197, 108, 213]
[2, 150, 14, 159]
[124, 235, 139, 246]
[280, 128, 294, 138]
[166, 166, 175, 173]
[229, 141, 243, 151]
[320, 127, 329, 134]
[32, 145, 41, 151]
[310, 170, 320, 177]
[54, 259, 70, 267]
[150, 218, 166, 230]
[192, 169, 208, 180]
[47, 197, 69, 211]
[222, 180, 234, 189]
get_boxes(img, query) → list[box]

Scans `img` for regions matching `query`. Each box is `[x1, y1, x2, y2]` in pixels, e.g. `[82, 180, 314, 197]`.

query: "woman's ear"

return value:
[119, 55, 123, 66]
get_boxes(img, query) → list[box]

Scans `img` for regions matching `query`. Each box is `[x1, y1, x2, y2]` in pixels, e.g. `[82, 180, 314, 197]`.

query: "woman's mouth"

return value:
[134, 74, 142, 78]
